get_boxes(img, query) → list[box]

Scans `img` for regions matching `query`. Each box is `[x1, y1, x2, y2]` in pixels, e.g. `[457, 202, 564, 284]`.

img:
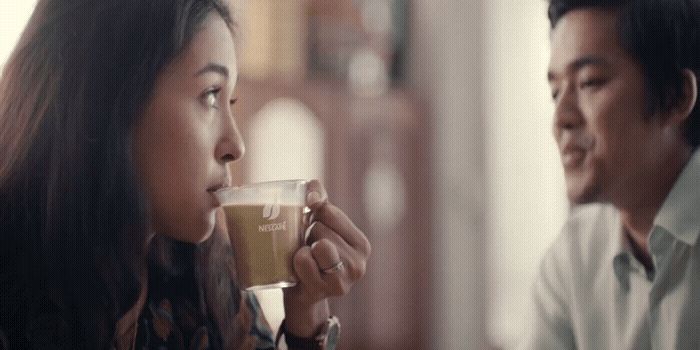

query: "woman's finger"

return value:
[292, 246, 327, 293]
[308, 223, 367, 282]
[305, 179, 329, 211]
[309, 238, 342, 273]
[306, 221, 353, 253]
[309, 239, 349, 296]
[313, 203, 371, 255]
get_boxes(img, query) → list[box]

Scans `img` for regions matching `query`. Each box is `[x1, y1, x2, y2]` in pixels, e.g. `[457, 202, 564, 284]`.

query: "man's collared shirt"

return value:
[519, 149, 700, 349]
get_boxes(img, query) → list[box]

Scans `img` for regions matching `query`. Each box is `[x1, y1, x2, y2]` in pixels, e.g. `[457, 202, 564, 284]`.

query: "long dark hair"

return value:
[0, 0, 234, 348]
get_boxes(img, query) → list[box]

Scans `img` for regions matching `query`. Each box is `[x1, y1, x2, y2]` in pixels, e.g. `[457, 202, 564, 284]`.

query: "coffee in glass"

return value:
[214, 180, 308, 290]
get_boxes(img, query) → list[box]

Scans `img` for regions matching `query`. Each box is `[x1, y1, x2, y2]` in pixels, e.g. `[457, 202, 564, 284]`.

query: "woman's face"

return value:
[133, 14, 243, 243]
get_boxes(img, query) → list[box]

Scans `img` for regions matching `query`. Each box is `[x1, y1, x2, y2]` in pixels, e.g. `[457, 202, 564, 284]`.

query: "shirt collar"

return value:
[608, 208, 633, 288]
[611, 149, 700, 287]
[653, 148, 700, 247]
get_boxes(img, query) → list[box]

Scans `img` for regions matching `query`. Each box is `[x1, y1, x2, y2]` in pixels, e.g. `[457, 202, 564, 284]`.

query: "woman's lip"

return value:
[207, 184, 231, 192]
[207, 186, 234, 207]
[208, 190, 222, 207]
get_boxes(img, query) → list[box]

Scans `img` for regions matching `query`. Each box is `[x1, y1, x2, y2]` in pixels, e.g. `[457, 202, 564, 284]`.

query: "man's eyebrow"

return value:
[195, 63, 229, 79]
[571, 55, 609, 71]
[548, 55, 610, 82]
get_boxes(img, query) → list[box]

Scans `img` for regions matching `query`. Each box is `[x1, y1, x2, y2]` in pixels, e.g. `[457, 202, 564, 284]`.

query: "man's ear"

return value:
[668, 69, 698, 126]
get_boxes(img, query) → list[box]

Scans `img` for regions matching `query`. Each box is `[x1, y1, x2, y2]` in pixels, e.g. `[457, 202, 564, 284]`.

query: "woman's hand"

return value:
[282, 179, 372, 338]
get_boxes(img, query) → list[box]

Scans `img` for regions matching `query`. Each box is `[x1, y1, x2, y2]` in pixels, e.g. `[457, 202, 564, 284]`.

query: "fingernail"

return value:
[307, 191, 321, 204]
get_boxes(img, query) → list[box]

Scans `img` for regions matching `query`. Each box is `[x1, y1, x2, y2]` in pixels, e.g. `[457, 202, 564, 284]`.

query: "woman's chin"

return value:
[156, 211, 216, 244]
[185, 216, 215, 244]
[196, 211, 218, 243]
[194, 227, 215, 243]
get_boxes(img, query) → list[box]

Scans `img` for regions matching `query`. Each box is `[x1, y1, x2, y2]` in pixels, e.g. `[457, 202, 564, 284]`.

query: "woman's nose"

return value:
[215, 110, 245, 164]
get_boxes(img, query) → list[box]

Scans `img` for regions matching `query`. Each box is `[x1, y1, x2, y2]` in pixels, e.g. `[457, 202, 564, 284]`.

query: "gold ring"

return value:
[321, 261, 344, 274]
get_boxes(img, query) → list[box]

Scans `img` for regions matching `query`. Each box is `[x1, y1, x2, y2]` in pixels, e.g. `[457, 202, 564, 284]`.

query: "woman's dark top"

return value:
[134, 244, 221, 350]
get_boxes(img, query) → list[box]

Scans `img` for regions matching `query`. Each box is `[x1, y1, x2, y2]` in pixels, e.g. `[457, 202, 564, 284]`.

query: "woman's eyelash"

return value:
[205, 87, 222, 97]
[203, 88, 221, 108]
[203, 89, 237, 109]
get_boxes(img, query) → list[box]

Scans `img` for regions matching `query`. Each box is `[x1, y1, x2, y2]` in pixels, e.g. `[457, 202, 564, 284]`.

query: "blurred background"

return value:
[0, 0, 568, 349]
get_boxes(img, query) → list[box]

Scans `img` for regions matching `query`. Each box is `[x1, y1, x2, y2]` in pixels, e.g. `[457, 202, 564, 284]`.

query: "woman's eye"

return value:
[203, 88, 221, 108]
[206, 93, 217, 107]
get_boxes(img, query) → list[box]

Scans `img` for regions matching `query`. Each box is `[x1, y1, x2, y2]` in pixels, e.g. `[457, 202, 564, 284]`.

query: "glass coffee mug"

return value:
[214, 180, 309, 290]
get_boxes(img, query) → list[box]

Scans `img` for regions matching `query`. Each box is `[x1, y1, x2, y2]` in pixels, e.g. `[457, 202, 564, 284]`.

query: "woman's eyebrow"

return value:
[195, 63, 229, 79]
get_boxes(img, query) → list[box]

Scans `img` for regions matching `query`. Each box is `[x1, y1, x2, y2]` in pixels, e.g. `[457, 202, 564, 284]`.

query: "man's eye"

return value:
[580, 78, 607, 89]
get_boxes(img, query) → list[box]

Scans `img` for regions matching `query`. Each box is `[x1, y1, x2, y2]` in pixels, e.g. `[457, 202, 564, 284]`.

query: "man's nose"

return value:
[553, 83, 584, 134]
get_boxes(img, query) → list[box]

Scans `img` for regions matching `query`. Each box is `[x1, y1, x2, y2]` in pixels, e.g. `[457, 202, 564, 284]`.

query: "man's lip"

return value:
[560, 142, 588, 154]
[560, 146, 587, 168]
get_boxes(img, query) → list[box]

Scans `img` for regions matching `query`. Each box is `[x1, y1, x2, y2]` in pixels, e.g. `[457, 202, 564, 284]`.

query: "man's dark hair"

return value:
[549, 0, 700, 148]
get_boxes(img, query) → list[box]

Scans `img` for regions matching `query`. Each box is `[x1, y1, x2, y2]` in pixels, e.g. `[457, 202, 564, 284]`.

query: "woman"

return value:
[0, 0, 371, 349]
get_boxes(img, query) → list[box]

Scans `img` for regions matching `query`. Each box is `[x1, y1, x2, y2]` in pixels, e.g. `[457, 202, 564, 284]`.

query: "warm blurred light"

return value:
[485, 2, 567, 348]
[247, 98, 325, 183]
[348, 47, 390, 97]
[0, 0, 37, 71]
[231, 0, 308, 80]
[246, 98, 325, 336]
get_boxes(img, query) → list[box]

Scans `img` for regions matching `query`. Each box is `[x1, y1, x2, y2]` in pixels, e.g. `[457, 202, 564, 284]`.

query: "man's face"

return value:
[548, 9, 668, 204]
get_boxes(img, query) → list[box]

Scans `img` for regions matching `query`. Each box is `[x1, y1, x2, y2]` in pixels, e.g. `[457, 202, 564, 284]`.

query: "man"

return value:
[521, 0, 699, 348]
